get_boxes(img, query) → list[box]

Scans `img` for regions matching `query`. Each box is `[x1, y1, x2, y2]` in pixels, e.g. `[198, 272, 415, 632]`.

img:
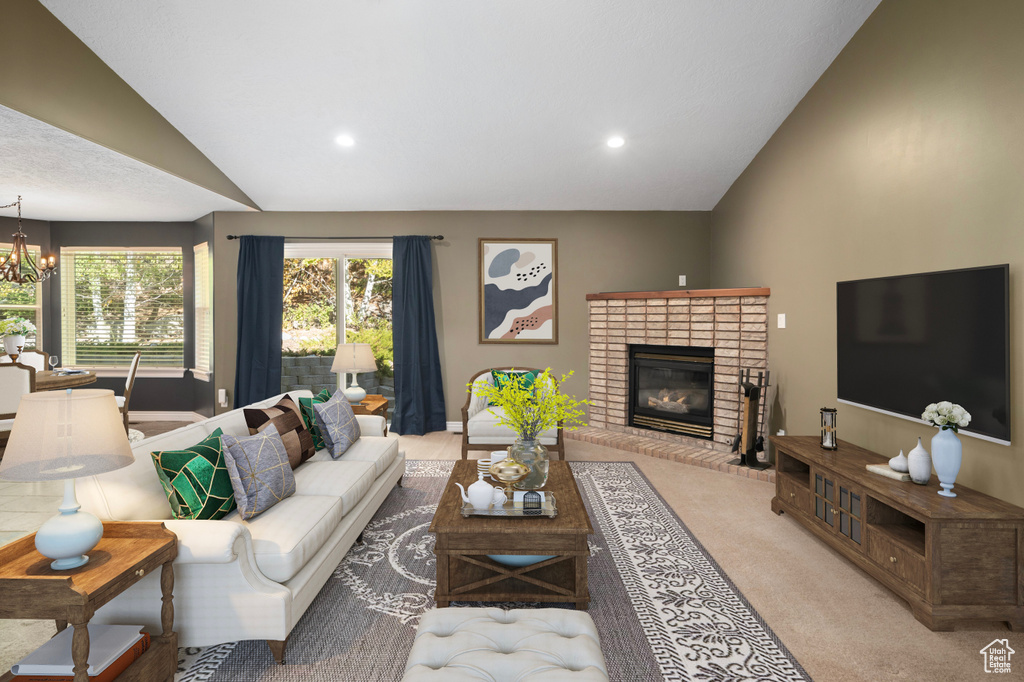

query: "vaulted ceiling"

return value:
[3, 1, 881, 221]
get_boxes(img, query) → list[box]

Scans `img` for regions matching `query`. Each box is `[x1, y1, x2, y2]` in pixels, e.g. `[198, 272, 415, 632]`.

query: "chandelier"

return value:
[0, 196, 57, 284]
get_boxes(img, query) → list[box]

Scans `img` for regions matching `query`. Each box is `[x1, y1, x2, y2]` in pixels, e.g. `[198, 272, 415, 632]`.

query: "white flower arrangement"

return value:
[922, 401, 971, 432]
[0, 317, 36, 337]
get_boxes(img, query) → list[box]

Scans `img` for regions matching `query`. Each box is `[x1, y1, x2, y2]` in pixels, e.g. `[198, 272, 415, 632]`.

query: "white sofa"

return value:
[76, 390, 405, 663]
[461, 367, 563, 459]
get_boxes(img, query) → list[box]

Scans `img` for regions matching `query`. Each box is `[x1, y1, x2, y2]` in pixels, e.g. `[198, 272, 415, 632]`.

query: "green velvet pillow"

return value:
[491, 369, 539, 391]
[298, 389, 333, 450]
[151, 428, 237, 520]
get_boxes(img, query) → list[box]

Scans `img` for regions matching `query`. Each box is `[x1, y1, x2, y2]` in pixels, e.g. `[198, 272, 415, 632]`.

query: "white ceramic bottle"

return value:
[888, 449, 909, 473]
[907, 437, 931, 485]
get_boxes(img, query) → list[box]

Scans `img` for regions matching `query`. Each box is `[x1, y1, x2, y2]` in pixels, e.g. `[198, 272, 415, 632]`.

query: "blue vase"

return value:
[931, 428, 962, 498]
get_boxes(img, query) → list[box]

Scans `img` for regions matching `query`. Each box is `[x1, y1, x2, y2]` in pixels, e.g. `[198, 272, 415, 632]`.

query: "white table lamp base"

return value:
[34, 479, 104, 570]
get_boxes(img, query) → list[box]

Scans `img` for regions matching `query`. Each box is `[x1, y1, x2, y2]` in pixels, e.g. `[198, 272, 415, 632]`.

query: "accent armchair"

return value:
[461, 367, 564, 460]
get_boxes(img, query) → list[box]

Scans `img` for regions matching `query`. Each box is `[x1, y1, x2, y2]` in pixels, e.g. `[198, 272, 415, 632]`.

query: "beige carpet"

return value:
[2, 428, 1019, 680]
[405, 431, 1021, 681]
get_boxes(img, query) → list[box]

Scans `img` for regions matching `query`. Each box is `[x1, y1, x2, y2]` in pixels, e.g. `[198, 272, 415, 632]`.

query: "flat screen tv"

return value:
[837, 264, 1010, 444]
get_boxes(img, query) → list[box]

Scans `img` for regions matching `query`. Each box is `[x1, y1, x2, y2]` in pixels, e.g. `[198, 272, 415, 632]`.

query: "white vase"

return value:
[888, 450, 908, 473]
[3, 334, 26, 355]
[931, 428, 962, 498]
[907, 437, 931, 485]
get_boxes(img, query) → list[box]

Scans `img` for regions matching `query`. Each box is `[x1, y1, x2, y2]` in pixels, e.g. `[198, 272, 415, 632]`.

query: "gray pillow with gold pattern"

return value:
[313, 391, 361, 458]
[220, 423, 296, 519]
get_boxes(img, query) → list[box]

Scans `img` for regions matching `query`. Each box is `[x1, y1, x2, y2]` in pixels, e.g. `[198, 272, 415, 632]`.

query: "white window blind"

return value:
[60, 248, 184, 368]
[193, 242, 212, 377]
[0, 244, 43, 350]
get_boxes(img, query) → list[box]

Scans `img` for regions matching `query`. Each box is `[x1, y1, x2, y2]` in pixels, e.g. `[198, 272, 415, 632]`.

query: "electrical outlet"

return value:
[678, 275, 686, 287]
[777, 313, 786, 329]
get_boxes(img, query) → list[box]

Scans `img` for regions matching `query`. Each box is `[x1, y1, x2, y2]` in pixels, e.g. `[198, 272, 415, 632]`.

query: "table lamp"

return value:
[331, 343, 377, 403]
[0, 389, 134, 570]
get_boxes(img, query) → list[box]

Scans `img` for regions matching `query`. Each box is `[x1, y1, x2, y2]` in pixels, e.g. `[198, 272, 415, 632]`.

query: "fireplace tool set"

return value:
[729, 368, 770, 469]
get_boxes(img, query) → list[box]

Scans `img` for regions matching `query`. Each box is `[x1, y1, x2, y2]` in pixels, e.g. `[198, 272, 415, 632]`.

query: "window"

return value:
[282, 242, 393, 392]
[193, 242, 213, 380]
[60, 248, 184, 369]
[0, 243, 43, 350]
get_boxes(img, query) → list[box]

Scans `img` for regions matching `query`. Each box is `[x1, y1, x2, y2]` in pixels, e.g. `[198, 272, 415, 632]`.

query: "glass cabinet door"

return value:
[837, 483, 863, 545]
[813, 472, 835, 528]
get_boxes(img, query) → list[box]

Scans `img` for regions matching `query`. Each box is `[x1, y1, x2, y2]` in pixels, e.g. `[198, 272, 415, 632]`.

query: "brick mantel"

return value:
[586, 287, 770, 301]
[587, 289, 770, 449]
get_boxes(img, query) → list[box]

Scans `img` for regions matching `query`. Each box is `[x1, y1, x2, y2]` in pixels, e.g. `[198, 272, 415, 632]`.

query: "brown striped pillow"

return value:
[244, 396, 316, 469]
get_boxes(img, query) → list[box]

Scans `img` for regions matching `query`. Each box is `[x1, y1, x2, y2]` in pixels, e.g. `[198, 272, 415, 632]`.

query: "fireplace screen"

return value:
[629, 345, 714, 439]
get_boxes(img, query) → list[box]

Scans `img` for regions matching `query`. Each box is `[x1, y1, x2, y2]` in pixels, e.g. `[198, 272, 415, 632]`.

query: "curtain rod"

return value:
[226, 234, 443, 241]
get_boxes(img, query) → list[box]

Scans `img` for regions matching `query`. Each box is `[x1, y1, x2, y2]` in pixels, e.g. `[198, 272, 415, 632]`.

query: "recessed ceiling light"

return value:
[606, 136, 625, 148]
[335, 134, 355, 147]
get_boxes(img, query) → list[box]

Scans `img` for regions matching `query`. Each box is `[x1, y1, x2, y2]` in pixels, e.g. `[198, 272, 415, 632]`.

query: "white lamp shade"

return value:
[0, 389, 135, 482]
[331, 343, 377, 374]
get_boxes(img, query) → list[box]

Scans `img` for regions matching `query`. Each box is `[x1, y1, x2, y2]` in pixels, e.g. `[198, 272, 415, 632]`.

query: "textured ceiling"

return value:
[37, 0, 881, 214]
[0, 105, 253, 221]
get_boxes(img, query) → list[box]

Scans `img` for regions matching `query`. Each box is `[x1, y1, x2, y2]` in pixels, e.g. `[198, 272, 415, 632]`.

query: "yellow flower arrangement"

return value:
[469, 368, 587, 440]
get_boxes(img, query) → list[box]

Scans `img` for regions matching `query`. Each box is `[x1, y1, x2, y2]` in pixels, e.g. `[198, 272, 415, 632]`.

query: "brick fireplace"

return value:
[587, 288, 770, 450]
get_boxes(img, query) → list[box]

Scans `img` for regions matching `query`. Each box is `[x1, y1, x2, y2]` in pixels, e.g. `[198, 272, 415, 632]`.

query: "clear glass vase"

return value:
[511, 438, 549, 490]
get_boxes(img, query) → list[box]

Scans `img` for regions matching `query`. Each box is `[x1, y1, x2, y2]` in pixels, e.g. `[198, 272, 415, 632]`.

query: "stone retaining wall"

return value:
[281, 355, 395, 412]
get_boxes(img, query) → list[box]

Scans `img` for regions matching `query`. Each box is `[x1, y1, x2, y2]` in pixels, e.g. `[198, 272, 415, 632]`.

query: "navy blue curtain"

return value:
[234, 236, 285, 406]
[392, 236, 446, 435]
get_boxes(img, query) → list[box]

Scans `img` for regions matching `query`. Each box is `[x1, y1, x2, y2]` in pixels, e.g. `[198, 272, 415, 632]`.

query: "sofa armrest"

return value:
[356, 414, 387, 437]
[164, 519, 250, 565]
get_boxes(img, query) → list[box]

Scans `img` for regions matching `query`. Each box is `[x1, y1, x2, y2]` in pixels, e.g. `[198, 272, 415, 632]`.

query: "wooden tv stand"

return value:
[771, 436, 1024, 631]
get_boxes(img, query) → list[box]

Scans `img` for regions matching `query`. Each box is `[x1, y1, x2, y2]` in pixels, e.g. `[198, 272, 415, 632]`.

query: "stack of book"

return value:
[865, 463, 911, 482]
[10, 625, 150, 682]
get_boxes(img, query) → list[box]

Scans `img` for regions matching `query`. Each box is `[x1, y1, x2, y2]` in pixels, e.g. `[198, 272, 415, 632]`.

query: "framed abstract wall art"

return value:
[479, 238, 558, 344]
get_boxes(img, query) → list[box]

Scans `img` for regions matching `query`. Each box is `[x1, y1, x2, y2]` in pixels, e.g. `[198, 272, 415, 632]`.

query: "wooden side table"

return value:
[0, 522, 178, 682]
[353, 394, 390, 435]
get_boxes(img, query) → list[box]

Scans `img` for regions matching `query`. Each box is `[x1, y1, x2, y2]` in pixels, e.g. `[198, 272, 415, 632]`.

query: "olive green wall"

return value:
[710, 0, 1024, 505]
[0, 0, 256, 209]
[211, 211, 711, 421]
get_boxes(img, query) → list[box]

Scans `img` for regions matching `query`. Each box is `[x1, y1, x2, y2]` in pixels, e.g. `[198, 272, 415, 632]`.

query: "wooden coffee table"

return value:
[430, 460, 593, 609]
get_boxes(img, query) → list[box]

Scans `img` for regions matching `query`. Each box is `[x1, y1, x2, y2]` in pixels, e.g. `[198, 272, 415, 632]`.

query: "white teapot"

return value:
[455, 474, 507, 511]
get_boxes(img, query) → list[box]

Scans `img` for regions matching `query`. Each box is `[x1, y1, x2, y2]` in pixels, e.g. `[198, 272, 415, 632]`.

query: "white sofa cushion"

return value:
[403, 607, 608, 681]
[225, 494, 343, 583]
[466, 407, 558, 445]
[292, 461, 376, 515]
[309, 432, 399, 477]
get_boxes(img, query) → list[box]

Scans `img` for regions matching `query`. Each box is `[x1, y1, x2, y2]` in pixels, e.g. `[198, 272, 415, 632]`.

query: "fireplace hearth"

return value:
[629, 345, 714, 439]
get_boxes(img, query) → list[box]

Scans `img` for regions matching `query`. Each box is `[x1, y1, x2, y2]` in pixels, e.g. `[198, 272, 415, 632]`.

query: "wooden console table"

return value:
[0, 522, 178, 682]
[771, 436, 1024, 631]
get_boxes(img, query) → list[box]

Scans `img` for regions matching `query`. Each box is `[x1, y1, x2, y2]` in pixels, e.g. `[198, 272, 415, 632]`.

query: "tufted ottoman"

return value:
[402, 607, 609, 681]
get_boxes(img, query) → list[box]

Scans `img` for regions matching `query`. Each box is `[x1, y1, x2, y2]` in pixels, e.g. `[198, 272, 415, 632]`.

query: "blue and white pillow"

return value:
[220, 423, 296, 519]
[313, 391, 361, 458]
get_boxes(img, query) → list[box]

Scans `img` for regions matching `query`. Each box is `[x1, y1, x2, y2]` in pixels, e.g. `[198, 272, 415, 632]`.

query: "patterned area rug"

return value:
[177, 461, 810, 681]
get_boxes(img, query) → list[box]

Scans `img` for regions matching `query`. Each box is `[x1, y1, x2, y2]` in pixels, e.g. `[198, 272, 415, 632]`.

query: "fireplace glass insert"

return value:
[629, 344, 714, 439]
